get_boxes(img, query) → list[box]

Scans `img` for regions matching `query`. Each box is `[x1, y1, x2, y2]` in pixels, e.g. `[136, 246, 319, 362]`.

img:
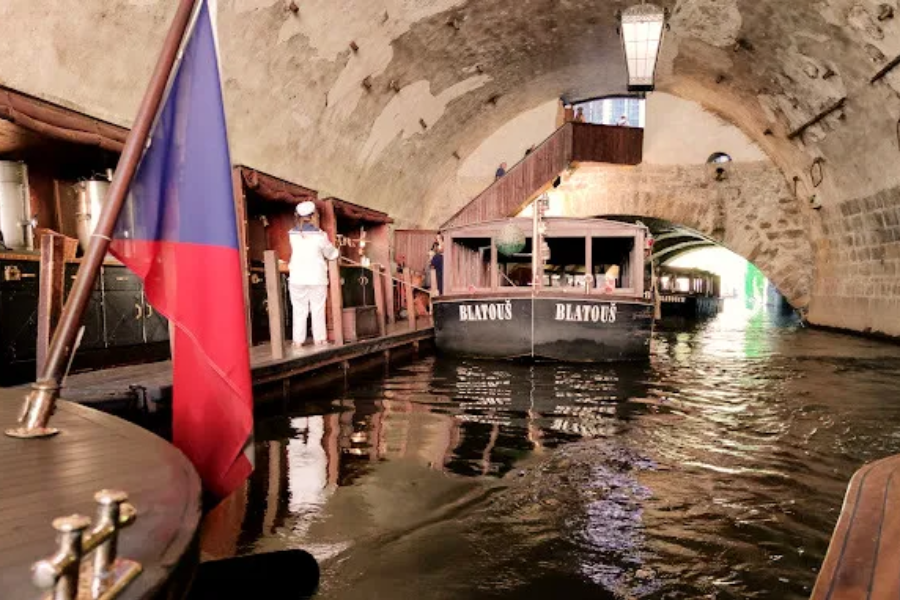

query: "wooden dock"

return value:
[0, 388, 201, 599]
[40, 321, 433, 408]
[811, 454, 900, 599]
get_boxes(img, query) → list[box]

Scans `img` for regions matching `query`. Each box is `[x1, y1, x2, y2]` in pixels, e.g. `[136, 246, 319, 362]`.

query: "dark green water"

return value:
[202, 304, 900, 599]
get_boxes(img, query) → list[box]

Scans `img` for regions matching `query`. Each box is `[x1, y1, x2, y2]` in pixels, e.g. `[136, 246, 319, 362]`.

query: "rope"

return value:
[337, 256, 432, 295]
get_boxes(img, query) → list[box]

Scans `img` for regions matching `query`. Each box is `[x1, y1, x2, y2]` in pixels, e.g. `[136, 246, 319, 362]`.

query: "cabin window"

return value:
[498, 237, 534, 287]
[450, 237, 493, 290]
[591, 237, 635, 291]
[543, 237, 587, 288]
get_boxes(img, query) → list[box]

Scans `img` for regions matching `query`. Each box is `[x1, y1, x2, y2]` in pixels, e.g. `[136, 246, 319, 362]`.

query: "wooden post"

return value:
[36, 232, 65, 377]
[372, 264, 386, 337]
[490, 239, 498, 290]
[328, 260, 344, 346]
[384, 267, 395, 324]
[403, 268, 415, 331]
[263, 250, 284, 359]
[232, 167, 252, 346]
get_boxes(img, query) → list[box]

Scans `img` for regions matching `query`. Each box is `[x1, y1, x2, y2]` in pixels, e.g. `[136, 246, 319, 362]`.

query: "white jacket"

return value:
[288, 226, 339, 286]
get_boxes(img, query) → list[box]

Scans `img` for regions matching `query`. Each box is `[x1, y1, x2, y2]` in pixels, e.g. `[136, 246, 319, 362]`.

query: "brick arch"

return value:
[551, 162, 814, 308]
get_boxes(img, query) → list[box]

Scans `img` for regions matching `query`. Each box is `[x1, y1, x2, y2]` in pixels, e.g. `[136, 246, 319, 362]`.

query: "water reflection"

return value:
[202, 305, 900, 599]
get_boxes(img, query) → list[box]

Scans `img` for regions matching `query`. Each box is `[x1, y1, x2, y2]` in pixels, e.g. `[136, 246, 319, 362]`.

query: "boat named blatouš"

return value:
[432, 206, 653, 362]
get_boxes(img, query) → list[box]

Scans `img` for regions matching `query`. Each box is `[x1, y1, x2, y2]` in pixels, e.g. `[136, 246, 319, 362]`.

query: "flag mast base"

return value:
[5, 382, 62, 438]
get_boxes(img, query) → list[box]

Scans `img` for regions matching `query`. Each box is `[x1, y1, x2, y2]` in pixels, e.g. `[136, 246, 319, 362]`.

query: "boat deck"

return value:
[0, 388, 201, 599]
[811, 454, 900, 599]
[38, 321, 433, 408]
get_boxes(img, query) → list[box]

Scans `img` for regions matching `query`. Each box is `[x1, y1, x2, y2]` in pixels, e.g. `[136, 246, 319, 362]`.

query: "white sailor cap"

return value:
[296, 201, 316, 217]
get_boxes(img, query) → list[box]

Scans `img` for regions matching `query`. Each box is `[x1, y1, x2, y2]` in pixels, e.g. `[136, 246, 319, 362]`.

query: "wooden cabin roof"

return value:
[441, 216, 648, 238]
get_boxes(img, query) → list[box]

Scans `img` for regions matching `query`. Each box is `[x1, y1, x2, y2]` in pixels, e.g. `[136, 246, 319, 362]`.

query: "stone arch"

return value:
[547, 161, 814, 308]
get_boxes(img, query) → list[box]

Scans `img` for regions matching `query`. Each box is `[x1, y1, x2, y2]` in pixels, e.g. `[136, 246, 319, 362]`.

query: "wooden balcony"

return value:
[442, 123, 643, 229]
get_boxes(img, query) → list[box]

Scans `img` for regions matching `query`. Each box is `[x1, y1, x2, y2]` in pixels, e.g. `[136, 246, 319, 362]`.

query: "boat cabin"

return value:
[441, 217, 647, 300]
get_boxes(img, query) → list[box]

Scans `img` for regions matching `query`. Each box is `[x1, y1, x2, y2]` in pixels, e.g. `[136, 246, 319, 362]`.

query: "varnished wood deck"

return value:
[45, 321, 434, 407]
[811, 454, 900, 599]
[0, 389, 201, 599]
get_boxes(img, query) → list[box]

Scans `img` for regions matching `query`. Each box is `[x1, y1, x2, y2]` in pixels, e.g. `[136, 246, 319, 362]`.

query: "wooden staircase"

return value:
[441, 122, 643, 229]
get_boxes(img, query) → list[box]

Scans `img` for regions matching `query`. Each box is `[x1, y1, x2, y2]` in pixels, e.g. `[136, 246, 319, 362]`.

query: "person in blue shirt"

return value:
[495, 162, 507, 180]
[430, 239, 444, 295]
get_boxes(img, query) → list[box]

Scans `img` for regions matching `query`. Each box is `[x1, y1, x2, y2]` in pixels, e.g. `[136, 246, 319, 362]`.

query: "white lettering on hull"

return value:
[554, 303, 618, 324]
[459, 300, 514, 322]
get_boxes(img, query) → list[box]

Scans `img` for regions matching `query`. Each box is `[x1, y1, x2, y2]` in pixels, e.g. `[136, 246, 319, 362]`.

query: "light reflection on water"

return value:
[201, 304, 900, 599]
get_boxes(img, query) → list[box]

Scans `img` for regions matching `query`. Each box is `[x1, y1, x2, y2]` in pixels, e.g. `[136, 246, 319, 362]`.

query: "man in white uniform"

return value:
[288, 201, 339, 348]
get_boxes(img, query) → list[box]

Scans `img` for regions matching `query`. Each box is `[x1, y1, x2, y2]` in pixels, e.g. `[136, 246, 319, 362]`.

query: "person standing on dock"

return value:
[288, 201, 339, 348]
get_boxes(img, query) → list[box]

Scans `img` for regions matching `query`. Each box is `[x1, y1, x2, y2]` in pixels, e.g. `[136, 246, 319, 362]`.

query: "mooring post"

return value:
[403, 269, 415, 331]
[328, 260, 344, 346]
[263, 250, 284, 359]
[384, 266, 395, 325]
[372, 264, 386, 337]
[36, 232, 66, 378]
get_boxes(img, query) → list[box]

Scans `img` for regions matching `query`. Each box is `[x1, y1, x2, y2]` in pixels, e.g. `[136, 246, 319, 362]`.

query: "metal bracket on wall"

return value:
[787, 97, 846, 140]
[871, 53, 900, 84]
[810, 157, 825, 188]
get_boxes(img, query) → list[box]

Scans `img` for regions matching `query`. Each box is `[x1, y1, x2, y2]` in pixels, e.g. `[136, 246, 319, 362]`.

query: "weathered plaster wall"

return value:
[544, 162, 813, 308]
[643, 93, 767, 164]
[1, 0, 900, 335]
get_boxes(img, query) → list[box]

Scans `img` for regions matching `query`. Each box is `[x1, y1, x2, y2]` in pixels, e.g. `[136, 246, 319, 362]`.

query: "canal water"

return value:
[201, 304, 900, 599]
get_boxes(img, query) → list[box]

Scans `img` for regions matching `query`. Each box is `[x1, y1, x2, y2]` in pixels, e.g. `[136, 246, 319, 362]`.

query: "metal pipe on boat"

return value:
[0, 160, 34, 251]
[6, 0, 200, 438]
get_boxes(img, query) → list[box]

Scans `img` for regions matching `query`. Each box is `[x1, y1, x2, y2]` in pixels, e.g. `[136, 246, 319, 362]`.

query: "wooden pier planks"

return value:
[811, 454, 900, 599]
[0, 392, 201, 599]
[41, 322, 434, 407]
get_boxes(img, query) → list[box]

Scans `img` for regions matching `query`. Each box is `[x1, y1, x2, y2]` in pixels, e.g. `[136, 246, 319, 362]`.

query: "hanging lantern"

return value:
[496, 222, 526, 256]
[619, 2, 667, 92]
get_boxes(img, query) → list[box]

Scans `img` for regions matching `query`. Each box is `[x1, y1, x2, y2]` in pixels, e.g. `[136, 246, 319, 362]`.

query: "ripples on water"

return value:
[201, 304, 900, 599]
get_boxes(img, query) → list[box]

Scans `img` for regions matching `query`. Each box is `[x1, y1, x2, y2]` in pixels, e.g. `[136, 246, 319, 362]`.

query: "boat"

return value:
[647, 265, 723, 319]
[433, 209, 653, 362]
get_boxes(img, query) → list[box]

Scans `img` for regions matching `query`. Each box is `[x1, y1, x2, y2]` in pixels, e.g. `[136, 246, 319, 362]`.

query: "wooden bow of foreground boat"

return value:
[811, 454, 900, 600]
[0, 387, 201, 599]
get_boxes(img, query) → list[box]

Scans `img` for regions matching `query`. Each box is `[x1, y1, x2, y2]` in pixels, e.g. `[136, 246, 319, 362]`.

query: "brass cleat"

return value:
[31, 490, 141, 600]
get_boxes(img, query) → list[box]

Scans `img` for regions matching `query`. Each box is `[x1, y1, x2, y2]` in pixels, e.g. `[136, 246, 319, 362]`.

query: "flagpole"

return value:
[6, 0, 200, 438]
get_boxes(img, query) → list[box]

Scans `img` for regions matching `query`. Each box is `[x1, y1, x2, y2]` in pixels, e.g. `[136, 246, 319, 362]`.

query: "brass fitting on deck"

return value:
[5, 381, 61, 439]
[31, 490, 141, 600]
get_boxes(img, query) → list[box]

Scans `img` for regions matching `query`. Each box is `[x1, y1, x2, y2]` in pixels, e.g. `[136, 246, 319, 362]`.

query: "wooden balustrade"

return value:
[442, 123, 643, 229]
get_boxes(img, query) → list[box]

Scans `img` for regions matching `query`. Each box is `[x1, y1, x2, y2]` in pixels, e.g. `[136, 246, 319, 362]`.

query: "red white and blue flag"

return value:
[110, 0, 253, 499]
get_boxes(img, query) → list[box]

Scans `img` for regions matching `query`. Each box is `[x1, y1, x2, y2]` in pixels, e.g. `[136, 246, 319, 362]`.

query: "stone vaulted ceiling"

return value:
[1, 0, 900, 334]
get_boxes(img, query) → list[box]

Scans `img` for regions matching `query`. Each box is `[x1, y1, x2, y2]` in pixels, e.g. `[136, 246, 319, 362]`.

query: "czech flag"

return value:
[110, 0, 253, 499]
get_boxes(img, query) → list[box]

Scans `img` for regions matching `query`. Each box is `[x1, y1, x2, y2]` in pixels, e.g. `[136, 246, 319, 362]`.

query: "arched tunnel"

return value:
[3, 0, 898, 335]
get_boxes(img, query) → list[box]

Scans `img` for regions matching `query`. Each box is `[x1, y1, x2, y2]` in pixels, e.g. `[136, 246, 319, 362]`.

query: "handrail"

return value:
[338, 256, 432, 296]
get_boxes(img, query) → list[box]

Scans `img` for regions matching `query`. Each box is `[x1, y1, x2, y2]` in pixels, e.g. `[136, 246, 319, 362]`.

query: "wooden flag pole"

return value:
[7, 0, 200, 438]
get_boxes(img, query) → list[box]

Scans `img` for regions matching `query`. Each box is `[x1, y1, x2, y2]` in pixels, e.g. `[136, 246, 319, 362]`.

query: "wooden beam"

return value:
[36, 232, 65, 377]
[372, 264, 386, 337]
[263, 251, 284, 360]
[328, 260, 344, 346]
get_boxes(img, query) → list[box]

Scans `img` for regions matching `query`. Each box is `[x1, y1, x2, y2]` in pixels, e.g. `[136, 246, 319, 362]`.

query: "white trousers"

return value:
[289, 283, 328, 344]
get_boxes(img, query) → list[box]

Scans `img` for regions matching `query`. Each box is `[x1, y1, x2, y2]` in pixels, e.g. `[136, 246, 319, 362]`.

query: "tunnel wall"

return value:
[542, 162, 814, 309]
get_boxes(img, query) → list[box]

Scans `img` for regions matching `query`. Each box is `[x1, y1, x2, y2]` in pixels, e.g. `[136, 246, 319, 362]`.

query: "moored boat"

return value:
[433, 212, 653, 361]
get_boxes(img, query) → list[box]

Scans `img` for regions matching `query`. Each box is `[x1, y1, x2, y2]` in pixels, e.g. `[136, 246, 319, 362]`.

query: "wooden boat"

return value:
[647, 265, 723, 319]
[433, 215, 653, 362]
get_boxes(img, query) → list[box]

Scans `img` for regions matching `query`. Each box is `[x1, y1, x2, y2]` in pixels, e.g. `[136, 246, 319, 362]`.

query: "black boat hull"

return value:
[434, 295, 653, 362]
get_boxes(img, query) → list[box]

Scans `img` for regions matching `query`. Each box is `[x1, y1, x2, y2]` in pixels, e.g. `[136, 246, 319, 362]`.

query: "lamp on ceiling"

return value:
[619, 2, 668, 92]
